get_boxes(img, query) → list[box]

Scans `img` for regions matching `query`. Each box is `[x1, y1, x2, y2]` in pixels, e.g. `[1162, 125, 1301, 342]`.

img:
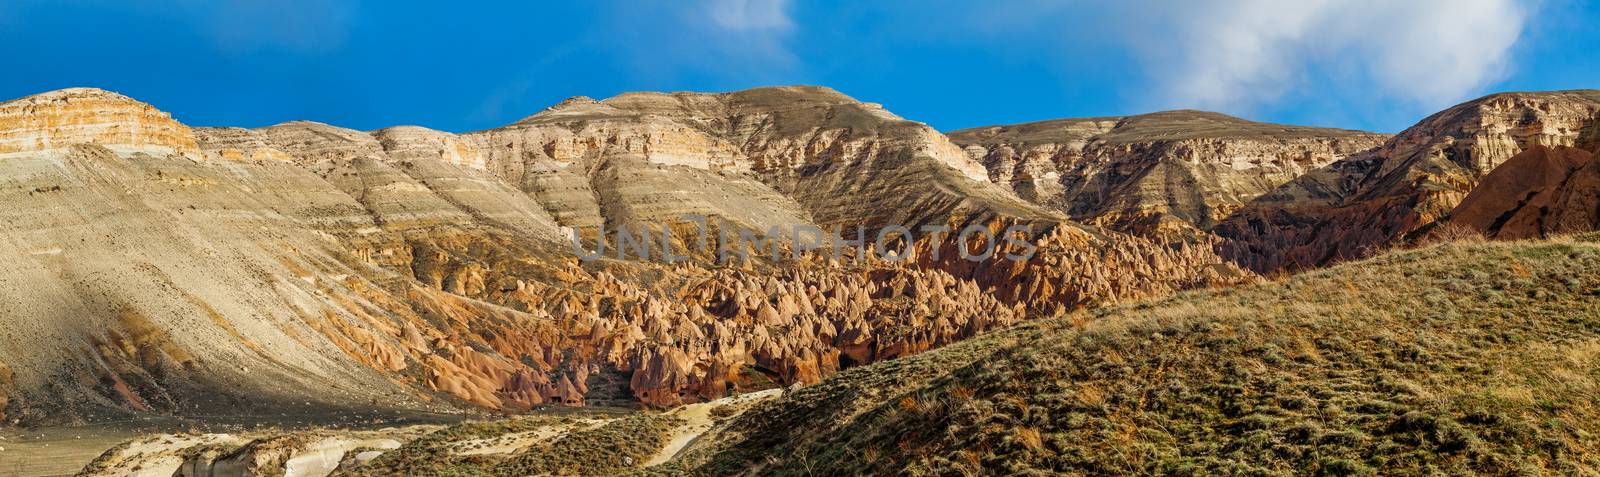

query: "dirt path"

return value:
[0, 426, 142, 477]
[644, 389, 782, 467]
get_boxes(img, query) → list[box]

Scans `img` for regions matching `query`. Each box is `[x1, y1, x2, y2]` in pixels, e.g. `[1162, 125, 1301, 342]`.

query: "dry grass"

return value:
[1013, 427, 1043, 451]
[342, 413, 680, 477]
[681, 235, 1600, 476]
[1417, 222, 1487, 247]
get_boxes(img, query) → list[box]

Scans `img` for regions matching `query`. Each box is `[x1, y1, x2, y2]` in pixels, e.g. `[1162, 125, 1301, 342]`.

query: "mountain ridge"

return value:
[0, 85, 1251, 427]
[4, 83, 1598, 476]
[1217, 89, 1600, 272]
[948, 108, 1388, 235]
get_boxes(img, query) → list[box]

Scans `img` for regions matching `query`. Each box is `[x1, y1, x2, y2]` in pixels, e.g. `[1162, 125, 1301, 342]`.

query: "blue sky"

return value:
[0, 0, 1593, 133]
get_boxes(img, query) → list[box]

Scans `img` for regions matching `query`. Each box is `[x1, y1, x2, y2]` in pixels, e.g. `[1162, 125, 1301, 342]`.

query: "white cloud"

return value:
[1351, 0, 1527, 106]
[706, 0, 793, 31]
[192, 0, 358, 55]
[602, 0, 800, 83]
[1134, 0, 1528, 112]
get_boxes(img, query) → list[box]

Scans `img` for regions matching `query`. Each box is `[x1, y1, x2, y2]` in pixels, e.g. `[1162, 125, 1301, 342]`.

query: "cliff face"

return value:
[1217, 90, 1600, 272]
[0, 88, 200, 157]
[0, 87, 1252, 424]
[464, 86, 1033, 236]
[950, 111, 1387, 236]
[1443, 145, 1600, 239]
[194, 121, 568, 240]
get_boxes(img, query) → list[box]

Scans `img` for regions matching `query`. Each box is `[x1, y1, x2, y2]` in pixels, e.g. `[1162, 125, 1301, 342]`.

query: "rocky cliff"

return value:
[949, 110, 1387, 236]
[1217, 90, 1600, 272]
[0, 88, 199, 157]
[0, 87, 1251, 425]
[1442, 145, 1600, 239]
[463, 86, 1039, 238]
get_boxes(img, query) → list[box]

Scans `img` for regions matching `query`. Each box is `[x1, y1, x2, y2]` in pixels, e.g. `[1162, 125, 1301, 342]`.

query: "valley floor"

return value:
[0, 426, 134, 477]
[63, 390, 781, 476]
[1, 409, 472, 476]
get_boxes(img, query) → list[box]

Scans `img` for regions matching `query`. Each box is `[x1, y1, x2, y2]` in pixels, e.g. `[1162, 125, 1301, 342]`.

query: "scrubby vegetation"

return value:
[72, 236, 1600, 476]
[681, 236, 1600, 475]
[342, 417, 563, 476]
[496, 414, 683, 476]
[341, 413, 682, 476]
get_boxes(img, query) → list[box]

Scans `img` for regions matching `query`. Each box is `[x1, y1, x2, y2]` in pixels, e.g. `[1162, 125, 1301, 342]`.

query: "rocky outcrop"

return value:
[189, 126, 296, 163]
[0, 88, 199, 157]
[465, 86, 1040, 236]
[1442, 145, 1600, 239]
[371, 125, 563, 239]
[374, 125, 489, 170]
[80, 429, 414, 477]
[0, 141, 430, 423]
[195, 122, 564, 238]
[950, 110, 1387, 236]
[0, 86, 1253, 426]
[1218, 90, 1600, 272]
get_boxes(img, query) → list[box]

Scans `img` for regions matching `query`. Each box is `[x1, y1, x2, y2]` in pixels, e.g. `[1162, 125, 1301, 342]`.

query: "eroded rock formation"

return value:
[949, 110, 1387, 236]
[464, 86, 1041, 235]
[0, 87, 1254, 424]
[0, 88, 199, 157]
[1443, 145, 1600, 239]
[1218, 90, 1600, 272]
[0, 361, 11, 422]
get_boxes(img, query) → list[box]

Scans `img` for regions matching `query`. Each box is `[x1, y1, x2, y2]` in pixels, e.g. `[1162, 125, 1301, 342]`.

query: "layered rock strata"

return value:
[0, 87, 199, 157]
[949, 110, 1387, 235]
[0, 87, 1252, 424]
[464, 86, 1042, 236]
[1217, 90, 1600, 271]
[1443, 145, 1600, 239]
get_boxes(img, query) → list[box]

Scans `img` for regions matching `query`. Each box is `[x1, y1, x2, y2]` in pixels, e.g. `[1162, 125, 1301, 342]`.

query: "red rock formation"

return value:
[1218, 90, 1600, 272]
[1443, 145, 1600, 239]
[0, 86, 1254, 424]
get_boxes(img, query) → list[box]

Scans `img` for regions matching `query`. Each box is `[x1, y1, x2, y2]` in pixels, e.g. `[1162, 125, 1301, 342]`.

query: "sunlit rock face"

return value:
[0, 88, 200, 157]
[193, 121, 564, 239]
[374, 125, 489, 170]
[190, 126, 296, 163]
[1216, 90, 1600, 272]
[1442, 145, 1600, 240]
[0, 86, 1255, 425]
[465, 86, 1014, 234]
[950, 110, 1389, 237]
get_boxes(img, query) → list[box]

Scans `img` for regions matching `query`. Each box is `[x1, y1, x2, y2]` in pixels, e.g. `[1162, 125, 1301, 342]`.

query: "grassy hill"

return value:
[74, 235, 1600, 476]
[671, 235, 1600, 475]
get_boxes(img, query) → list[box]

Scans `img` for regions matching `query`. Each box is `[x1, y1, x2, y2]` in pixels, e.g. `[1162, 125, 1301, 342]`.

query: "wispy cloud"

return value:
[187, 0, 359, 55]
[706, 0, 794, 31]
[601, 0, 800, 84]
[1128, 0, 1528, 114]
[908, 0, 1532, 129]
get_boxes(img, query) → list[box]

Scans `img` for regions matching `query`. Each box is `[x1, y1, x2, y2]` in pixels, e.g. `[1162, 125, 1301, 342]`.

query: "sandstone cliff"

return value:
[1443, 145, 1600, 239]
[0, 87, 1252, 424]
[1217, 90, 1600, 272]
[949, 110, 1387, 236]
[0, 88, 199, 157]
[464, 86, 1042, 236]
